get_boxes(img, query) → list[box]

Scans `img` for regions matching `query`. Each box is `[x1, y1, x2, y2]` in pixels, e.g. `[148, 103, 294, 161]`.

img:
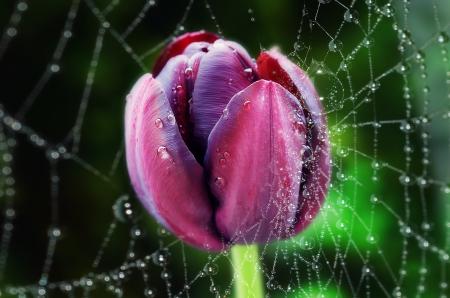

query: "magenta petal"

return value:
[191, 40, 256, 154]
[204, 80, 307, 243]
[125, 74, 225, 251]
[257, 50, 331, 233]
[125, 74, 153, 201]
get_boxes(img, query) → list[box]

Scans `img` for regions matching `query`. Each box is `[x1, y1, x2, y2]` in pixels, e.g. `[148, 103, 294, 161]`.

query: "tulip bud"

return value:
[125, 31, 330, 251]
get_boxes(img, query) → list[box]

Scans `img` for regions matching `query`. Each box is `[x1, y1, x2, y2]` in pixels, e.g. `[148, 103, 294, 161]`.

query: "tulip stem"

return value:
[231, 244, 265, 298]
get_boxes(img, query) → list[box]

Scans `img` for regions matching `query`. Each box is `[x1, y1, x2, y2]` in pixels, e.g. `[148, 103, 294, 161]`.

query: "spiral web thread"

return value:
[0, 0, 449, 297]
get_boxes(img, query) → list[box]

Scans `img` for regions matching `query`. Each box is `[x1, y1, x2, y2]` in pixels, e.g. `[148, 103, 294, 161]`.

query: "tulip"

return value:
[125, 31, 330, 252]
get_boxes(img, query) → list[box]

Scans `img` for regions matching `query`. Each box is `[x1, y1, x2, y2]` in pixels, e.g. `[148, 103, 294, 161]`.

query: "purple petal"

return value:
[190, 40, 257, 156]
[204, 80, 307, 243]
[156, 55, 191, 142]
[257, 50, 331, 233]
[182, 41, 211, 57]
[125, 74, 225, 251]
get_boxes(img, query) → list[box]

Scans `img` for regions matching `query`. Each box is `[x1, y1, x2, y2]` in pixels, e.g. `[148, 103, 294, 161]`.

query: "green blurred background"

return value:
[0, 0, 449, 297]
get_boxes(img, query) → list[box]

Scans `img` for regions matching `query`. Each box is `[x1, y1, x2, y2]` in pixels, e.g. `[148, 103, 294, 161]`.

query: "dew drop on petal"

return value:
[184, 67, 193, 78]
[167, 113, 176, 125]
[243, 68, 253, 80]
[243, 100, 251, 110]
[154, 118, 163, 128]
[157, 146, 171, 160]
[214, 176, 225, 189]
[222, 108, 229, 119]
[287, 202, 297, 212]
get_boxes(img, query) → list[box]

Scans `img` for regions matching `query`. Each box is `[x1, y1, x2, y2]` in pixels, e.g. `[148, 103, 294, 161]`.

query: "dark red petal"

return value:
[205, 80, 307, 243]
[153, 31, 218, 76]
[125, 74, 225, 251]
[257, 49, 331, 233]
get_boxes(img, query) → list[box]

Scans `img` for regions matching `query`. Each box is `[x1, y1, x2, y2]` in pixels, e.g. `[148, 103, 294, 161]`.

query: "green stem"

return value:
[231, 244, 265, 298]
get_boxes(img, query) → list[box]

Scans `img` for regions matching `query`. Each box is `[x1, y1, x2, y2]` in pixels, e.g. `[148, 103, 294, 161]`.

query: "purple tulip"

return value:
[125, 31, 330, 251]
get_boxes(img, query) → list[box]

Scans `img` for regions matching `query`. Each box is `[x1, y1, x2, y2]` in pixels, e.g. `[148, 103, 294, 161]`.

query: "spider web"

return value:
[0, 0, 449, 297]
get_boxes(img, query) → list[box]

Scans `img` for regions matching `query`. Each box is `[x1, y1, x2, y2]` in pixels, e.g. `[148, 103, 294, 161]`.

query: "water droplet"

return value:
[152, 249, 169, 266]
[288, 203, 297, 212]
[17, 2, 28, 11]
[421, 222, 431, 231]
[63, 30, 72, 38]
[417, 177, 428, 187]
[442, 185, 450, 194]
[113, 195, 133, 222]
[368, 81, 380, 92]
[440, 252, 449, 262]
[344, 9, 359, 23]
[48, 227, 62, 238]
[337, 147, 349, 157]
[419, 239, 430, 249]
[318, 0, 332, 4]
[145, 288, 156, 297]
[298, 237, 315, 250]
[160, 270, 171, 280]
[328, 39, 343, 52]
[154, 118, 163, 128]
[219, 158, 226, 166]
[157, 146, 171, 160]
[50, 64, 60, 73]
[167, 113, 176, 125]
[370, 194, 379, 204]
[399, 225, 412, 237]
[399, 120, 414, 133]
[392, 287, 402, 297]
[222, 108, 229, 119]
[204, 263, 218, 275]
[437, 32, 449, 44]
[184, 67, 193, 79]
[214, 177, 225, 188]
[396, 63, 409, 74]
[399, 174, 414, 185]
[366, 234, 376, 244]
[381, 4, 394, 18]
[130, 226, 144, 239]
[243, 100, 251, 110]
[371, 160, 381, 170]
[336, 220, 347, 230]
[243, 68, 253, 79]
[336, 171, 347, 181]
[363, 37, 373, 48]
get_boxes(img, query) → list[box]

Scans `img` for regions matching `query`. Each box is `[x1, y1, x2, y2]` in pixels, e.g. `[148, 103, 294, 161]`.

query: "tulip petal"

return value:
[204, 80, 307, 243]
[125, 74, 225, 251]
[257, 50, 331, 233]
[156, 55, 191, 143]
[153, 31, 218, 76]
[182, 41, 211, 57]
[125, 74, 153, 201]
[191, 40, 257, 156]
